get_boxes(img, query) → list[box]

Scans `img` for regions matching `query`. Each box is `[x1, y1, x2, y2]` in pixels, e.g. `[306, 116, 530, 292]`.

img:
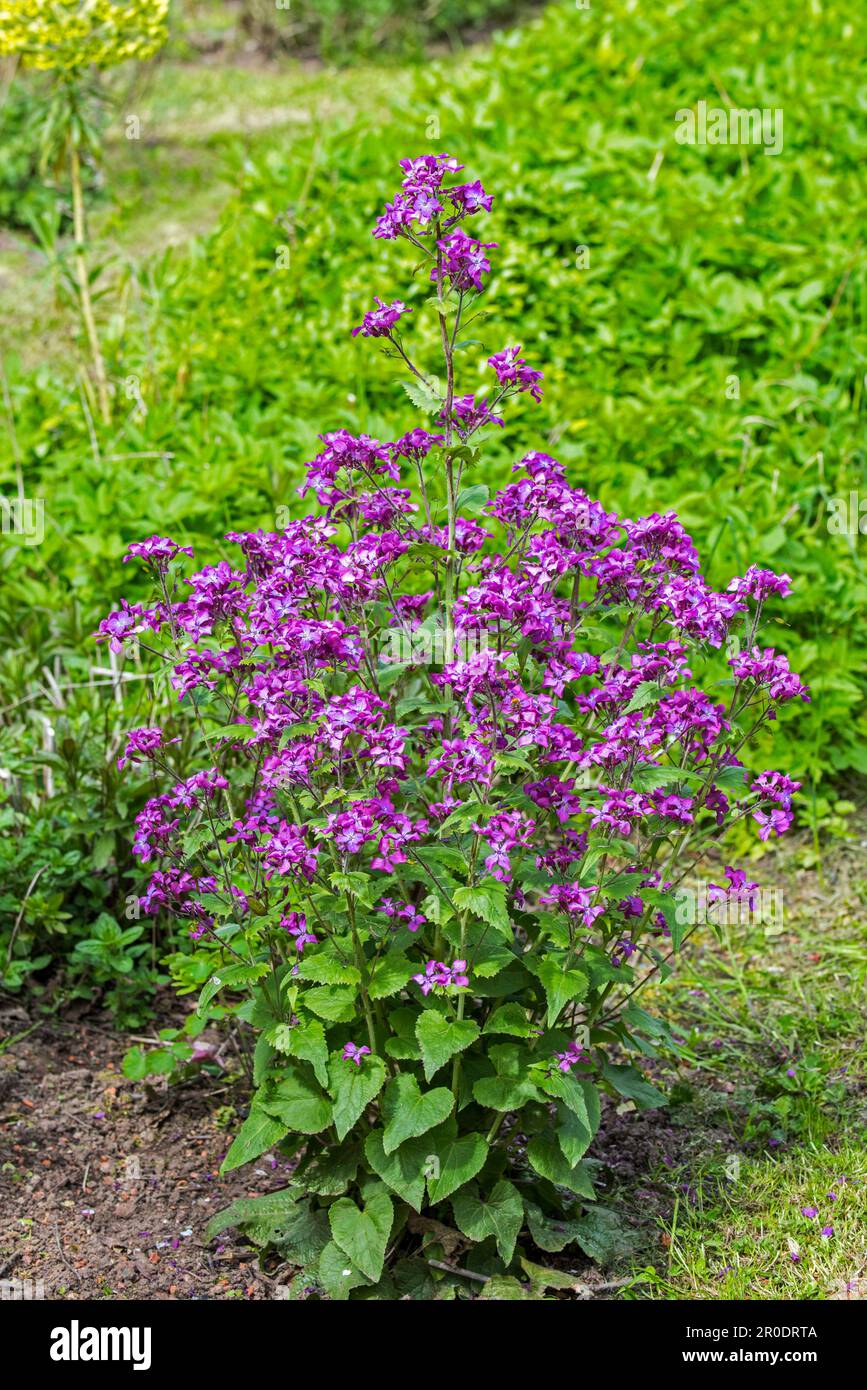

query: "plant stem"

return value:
[70, 140, 110, 423]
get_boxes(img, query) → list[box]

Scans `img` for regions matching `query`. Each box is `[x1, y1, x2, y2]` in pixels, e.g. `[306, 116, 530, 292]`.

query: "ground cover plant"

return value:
[100, 152, 815, 1296]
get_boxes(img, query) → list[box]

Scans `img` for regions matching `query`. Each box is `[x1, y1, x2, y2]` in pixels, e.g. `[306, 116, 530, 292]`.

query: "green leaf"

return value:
[367, 951, 416, 1000]
[573, 1207, 636, 1265]
[402, 377, 442, 413]
[415, 1011, 480, 1081]
[220, 1105, 287, 1174]
[318, 1240, 370, 1300]
[261, 1071, 332, 1135]
[303, 986, 358, 1022]
[524, 1201, 585, 1254]
[328, 1181, 394, 1283]
[425, 1130, 489, 1205]
[197, 961, 269, 1015]
[296, 954, 361, 987]
[328, 1053, 387, 1140]
[364, 1130, 429, 1212]
[269, 1017, 329, 1087]
[525, 957, 589, 1027]
[453, 878, 510, 935]
[381, 1073, 455, 1155]
[206, 1187, 299, 1241]
[482, 1004, 534, 1037]
[526, 1137, 597, 1198]
[455, 483, 489, 514]
[601, 1060, 666, 1109]
[451, 1180, 524, 1265]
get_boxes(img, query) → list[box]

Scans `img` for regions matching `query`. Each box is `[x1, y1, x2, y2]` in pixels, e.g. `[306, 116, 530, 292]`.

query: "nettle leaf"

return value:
[364, 1130, 429, 1212]
[601, 1060, 666, 1110]
[482, 1004, 534, 1037]
[296, 954, 361, 987]
[318, 1239, 370, 1300]
[425, 1129, 489, 1205]
[381, 1073, 455, 1155]
[328, 1052, 387, 1141]
[525, 957, 589, 1027]
[451, 1180, 524, 1265]
[269, 1017, 329, 1088]
[526, 1137, 597, 1198]
[367, 951, 416, 1000]
[415, 1011, 480, 1081]
[261, 1071, 333, 1135]
[221, 1105, 287, 1175]
[303, 986, 358, 1022]
[328, 1180, 394, 1284]
[453, 878, 510, 935]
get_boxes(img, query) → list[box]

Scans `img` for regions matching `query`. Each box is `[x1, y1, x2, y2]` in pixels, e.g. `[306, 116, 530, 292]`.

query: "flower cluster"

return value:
[105, 154, 811, 1284]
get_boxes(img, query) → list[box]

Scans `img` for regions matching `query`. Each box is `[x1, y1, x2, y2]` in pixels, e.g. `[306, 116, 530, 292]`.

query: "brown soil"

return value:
[0, 1002, 291, 1301]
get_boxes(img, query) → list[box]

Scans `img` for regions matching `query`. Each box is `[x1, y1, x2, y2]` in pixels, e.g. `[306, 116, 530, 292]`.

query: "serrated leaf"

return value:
[454, 879, 510, 935]
[328, 1182, 393, 1283]
[220, 1106, 287, 1174]
[206, 1187, 299, 1241]
[451, 1180, 523, 1265]
[303, 986, 358, 1022]
[269, 1017, 329, 1087]
[261, 1071, 332, 1135]
[296, 954, 361, 987]
[425, 1131, 489, 1205]
[526, 1137, 597, 1198]
[525, 958, 589, 1027]
[364, 1130, 429, 1212]
[368, 951, 416, 1000]
[318, 1240, 370, 1300]
[381, 1073, 455, 1155]
[415, 1011, 480, 1081]
[328, 1053, 387, 1140]
[482, 1004, 534, 1037]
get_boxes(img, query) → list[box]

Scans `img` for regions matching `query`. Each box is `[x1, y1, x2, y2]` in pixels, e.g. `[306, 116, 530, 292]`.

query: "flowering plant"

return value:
[103, 154, 808, 1296]
[0, 0, 169, 70]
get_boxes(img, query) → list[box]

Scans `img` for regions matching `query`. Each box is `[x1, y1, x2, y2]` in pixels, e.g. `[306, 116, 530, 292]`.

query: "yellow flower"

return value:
[0, 0, 170, 71]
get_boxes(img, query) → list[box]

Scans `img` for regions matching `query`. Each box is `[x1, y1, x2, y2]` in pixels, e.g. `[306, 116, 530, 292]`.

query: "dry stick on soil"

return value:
[53, 1223, 82, 1287]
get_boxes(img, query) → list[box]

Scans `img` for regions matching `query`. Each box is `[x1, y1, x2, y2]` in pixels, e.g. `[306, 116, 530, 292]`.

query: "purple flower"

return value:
[820, 1226, 834, 1238]
[800, 1206, 818, 1219]
[352, 297, 411, 339]
[488, 345, 544, 401]
[431, 229, 498, 293]
[342, 1042, 371, 1067]
[281, 912, 318, 953]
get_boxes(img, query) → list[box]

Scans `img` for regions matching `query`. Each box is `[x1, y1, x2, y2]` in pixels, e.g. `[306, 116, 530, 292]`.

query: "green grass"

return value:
[617, 825, 867, 1299]
[644, 1143, 866, 1300]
